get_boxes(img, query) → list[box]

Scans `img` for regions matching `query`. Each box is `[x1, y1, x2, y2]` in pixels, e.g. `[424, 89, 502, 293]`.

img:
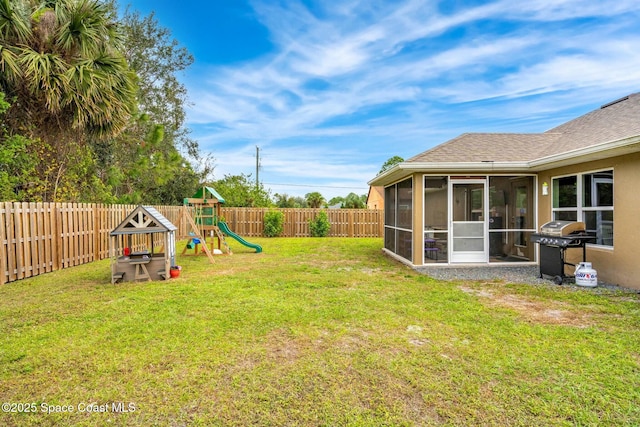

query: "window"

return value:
[552, 176, 578, 221]
[384, 178, 413, 261]
[424, 176, 448, 231]
[552, 170, 613, 246]
[583, 171, 613, 246]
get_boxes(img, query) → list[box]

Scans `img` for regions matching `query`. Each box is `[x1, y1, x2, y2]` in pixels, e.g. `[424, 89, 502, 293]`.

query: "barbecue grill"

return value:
[531, 221, 596, 285]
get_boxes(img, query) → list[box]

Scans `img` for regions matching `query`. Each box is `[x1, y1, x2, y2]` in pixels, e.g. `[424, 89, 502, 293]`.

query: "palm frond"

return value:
[4, 0, 137, 139]
[0, 0, 31, 43]
[0, 44, 22, 84]
[63, 53, 136, 137]
[55, 0, 114, 58]
[19, 48, 68, 112]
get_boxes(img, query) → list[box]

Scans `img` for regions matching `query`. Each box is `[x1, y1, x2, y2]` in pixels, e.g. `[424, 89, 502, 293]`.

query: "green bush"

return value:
[263, 210, 285, 237]
[309, 211, 331, 237]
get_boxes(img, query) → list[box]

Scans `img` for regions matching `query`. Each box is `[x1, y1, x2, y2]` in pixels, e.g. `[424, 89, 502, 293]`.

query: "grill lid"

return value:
[539, 221, 585, 236]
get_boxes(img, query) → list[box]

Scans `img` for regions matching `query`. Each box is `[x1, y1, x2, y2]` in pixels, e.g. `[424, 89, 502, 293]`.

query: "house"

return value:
[368, 93, 640, 290]
[366, 186, 385, 210]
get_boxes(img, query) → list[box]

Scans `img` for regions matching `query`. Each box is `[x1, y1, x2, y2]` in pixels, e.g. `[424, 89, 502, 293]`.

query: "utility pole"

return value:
[255, 145, 260, 189]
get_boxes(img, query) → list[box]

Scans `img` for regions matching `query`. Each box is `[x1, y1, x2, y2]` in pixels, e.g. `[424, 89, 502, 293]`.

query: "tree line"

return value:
[210, 173, 368, 208]
[0, 1, 401, 208]
[0, 0, 209, 204]
[209, 155, 407, 208]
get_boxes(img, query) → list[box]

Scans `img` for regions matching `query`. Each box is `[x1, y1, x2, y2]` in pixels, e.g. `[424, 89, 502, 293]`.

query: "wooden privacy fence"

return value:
[221, 208, 384, 238]
[0, 203, 383, 285]
[0, 203, 185, 286]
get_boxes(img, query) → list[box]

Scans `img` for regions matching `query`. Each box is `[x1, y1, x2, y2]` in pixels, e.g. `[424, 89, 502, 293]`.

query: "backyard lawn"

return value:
[1, 237, 639, 426]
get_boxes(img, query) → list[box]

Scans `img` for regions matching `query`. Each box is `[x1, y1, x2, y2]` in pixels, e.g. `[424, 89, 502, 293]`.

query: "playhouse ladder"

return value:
[213, 226, 233, 254]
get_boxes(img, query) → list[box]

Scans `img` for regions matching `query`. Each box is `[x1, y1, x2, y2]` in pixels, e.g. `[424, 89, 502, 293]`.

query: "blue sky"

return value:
[122, 0, 640, 200]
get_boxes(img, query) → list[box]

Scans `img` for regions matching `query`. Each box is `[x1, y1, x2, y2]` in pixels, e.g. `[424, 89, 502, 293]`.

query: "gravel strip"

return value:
[415, 265, 639, 294]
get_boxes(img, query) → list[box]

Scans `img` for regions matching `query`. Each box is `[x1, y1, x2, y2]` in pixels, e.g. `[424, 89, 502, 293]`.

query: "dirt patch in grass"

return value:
[459, 286, 593, 327]
[265, 328, 305, 365]
[335, 328, 374, 354]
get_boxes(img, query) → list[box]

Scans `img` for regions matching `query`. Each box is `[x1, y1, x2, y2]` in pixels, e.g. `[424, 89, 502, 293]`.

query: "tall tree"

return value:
[213, 173, 272, 207]
[328, 196, 345, 207]
[379, 155, 404, 174]
[1, 0, 136, 137]
[0, 0, 137, 200]
[92, 6, 205, 204]
[274, 193, 296, 208]
[274, 193, 307, 208]
[119, 8, 195, 155]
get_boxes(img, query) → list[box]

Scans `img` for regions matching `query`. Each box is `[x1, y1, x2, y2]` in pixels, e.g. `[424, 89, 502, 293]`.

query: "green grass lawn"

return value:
[1, 238, 639, 426]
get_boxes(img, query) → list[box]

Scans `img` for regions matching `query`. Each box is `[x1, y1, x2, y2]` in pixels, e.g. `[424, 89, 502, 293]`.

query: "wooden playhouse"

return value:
[109, 205, 177, 283]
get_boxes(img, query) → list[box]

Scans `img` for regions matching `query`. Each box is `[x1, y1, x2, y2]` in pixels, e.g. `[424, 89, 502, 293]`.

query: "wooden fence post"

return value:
[40, 202, 51, 273]
[33, 202, 42, 276]
[7, 203, 16, 281]
[0, 203, 7, 285]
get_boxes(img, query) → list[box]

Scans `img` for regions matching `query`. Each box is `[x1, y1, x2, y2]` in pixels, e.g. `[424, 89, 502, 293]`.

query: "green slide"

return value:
[218, 221, 262, 253]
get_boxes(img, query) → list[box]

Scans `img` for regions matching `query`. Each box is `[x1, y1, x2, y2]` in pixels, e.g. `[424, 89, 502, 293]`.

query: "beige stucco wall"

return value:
[367, 186, 385, 210]
[538, 152, 640, 290]
[412, 173, 424, 265]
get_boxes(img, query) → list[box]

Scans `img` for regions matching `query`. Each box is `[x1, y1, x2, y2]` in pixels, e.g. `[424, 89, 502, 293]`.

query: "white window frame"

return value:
[551, 168, 614, 249]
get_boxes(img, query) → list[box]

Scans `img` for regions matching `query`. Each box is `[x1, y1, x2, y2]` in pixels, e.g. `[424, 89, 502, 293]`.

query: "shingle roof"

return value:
[542, 93, 640, 156]
[406, 92, 640, 164]
[407, 133, 561, 163]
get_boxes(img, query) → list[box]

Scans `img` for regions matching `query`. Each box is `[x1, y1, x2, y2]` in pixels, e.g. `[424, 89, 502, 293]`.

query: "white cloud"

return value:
[185, 0, 640, 196]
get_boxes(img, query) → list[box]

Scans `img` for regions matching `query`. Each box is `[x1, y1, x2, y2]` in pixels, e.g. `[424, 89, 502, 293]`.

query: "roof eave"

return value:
[368, 161, 531, 186]
[370, 133, 640, 187]
[530, 135, 640, 171]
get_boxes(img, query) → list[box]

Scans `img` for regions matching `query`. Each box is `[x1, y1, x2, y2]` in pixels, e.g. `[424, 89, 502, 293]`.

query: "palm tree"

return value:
[305, 192, 326, 208]
[0, 0, 137, 200]
[343, 192, 366, 209]
[0, 0, 136, 138]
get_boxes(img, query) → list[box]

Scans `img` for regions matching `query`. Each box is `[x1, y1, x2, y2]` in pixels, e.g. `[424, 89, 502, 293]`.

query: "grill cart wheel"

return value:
[553, 275, 564, 285]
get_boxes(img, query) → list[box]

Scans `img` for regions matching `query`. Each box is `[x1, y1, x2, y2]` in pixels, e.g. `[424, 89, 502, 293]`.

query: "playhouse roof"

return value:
[191, 186, 226, 204]
[110, 205, 177, 236]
